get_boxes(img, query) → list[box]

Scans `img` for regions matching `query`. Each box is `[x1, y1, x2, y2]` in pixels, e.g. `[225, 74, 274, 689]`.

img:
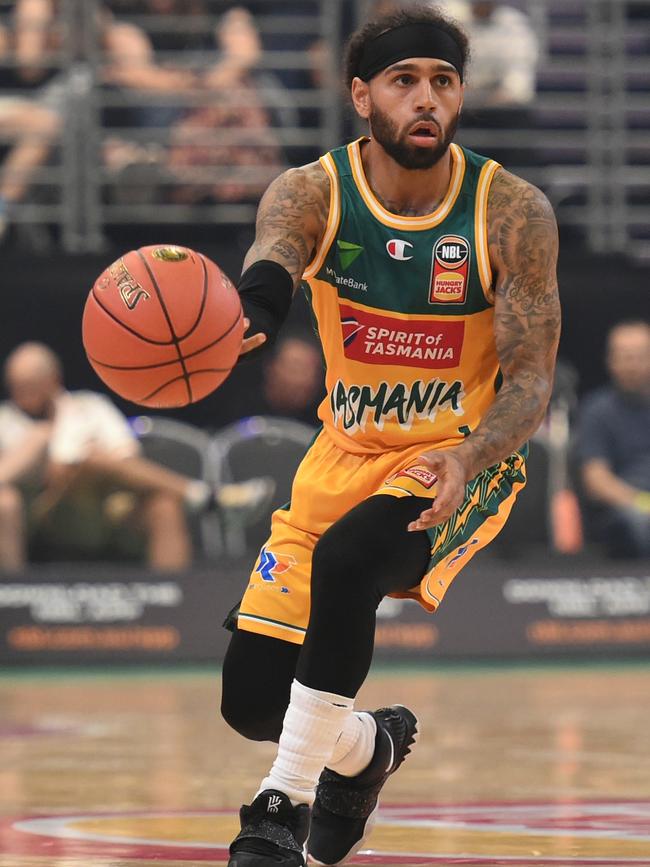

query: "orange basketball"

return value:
[82, 245, 244, 408]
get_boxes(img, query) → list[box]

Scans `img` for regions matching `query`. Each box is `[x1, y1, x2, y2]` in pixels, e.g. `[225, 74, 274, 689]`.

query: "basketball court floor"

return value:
[1, 662, 649, 866]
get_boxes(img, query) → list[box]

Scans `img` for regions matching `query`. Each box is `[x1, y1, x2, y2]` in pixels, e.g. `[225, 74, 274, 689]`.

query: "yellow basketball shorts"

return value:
[237, 429, 527, 644]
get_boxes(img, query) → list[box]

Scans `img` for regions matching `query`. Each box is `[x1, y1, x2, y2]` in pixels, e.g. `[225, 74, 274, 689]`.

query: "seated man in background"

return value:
[0, 342, 271, 572]
[458, 1, 539, 111]
[436, 0, 540, 169]
[578, 321, 650, 558]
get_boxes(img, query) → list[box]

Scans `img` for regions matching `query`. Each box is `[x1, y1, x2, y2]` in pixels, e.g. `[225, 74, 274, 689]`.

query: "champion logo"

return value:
[267, 794, 283, 814]
[386, 239, 414, 261]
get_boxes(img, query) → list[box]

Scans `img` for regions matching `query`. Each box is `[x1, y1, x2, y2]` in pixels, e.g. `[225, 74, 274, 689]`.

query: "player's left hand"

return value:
[407, 449, 468, 531]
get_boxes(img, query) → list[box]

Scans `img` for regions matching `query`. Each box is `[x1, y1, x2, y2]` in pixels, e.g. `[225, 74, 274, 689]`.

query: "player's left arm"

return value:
[409, 170, 561, 531]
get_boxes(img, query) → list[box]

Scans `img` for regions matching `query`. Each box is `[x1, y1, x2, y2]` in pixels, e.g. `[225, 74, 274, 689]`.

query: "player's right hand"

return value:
[407, 449, 468, 531]
[239, 317, 267, 356]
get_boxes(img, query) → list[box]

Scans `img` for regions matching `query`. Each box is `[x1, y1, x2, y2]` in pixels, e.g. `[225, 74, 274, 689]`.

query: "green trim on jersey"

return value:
[308, 142, 496, 317]
[427, 445, 528, 565]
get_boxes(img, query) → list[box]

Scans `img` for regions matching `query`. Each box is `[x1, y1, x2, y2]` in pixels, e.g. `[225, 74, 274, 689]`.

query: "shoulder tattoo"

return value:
[247, 162, 331, 284]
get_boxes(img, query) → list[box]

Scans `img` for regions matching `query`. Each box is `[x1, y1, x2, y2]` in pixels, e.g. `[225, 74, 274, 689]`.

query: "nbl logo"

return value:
[152, 246, 189, 262]
[434, 236, 469, 269]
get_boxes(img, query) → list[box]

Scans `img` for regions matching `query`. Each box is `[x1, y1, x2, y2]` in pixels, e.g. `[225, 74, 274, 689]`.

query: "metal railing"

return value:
[0, 0, 648, 259]
[454, 0, 650, 261]
[0, 0, 345, 250]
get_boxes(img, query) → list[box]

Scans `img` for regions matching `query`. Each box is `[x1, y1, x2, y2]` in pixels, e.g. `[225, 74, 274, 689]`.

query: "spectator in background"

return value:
[223, 333, 324, 428]
[0, 342, 272, 572]
[259, 334, 324, 426]
[0, 0, 64, 241]
[446, 0, 540, 169]
[166, 6, 289, 205]
[460, 1, 538, 110]
[101, 4, 290, 205]
[578, 321, 650, 559]
[100, 0, 204, 191]
[0, 0, 208, 234]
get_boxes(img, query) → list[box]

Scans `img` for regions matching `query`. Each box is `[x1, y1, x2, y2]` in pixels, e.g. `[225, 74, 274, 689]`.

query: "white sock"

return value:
[327, 711, 377, 778]
[184, 479, 210, 511]
[257, 679, 353, 806]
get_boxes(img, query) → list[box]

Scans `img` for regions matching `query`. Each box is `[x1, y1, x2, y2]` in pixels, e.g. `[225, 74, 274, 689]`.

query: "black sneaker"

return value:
[228, 789, 310, 866]
[308, 705, 418, 866]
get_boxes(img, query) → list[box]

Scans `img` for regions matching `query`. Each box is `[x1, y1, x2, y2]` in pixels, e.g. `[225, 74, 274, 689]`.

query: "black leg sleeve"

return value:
[221, 629, 300, 742]
[296, 494, 432, 698]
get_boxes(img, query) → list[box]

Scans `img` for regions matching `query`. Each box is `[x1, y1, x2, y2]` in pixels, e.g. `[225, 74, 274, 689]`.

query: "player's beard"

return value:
[369, 105, 460, 170]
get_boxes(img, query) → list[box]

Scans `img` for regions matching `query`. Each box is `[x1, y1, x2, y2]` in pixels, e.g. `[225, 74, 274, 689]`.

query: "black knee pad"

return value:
[311, 495, 432, 603]
[220, 692, 285, 742]
[312, 523, 366, 581]
[220, 628, 298, 743]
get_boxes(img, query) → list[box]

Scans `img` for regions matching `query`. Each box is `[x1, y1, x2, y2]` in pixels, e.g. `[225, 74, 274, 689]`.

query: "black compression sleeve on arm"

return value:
[237, 260, 294, 356]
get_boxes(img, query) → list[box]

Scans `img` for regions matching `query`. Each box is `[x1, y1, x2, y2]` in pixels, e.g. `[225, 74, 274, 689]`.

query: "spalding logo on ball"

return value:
[82, 245, 244, 408]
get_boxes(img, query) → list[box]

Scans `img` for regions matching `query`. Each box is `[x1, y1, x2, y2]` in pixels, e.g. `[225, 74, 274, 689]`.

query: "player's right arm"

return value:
[238, 162, 330, 356]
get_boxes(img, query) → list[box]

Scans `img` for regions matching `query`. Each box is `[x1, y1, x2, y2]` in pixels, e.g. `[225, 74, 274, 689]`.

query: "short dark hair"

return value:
[344, 4, 470, 90]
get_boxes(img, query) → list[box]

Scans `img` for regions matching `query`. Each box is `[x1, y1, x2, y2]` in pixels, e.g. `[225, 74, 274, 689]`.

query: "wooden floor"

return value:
[1, 663, 650, 866]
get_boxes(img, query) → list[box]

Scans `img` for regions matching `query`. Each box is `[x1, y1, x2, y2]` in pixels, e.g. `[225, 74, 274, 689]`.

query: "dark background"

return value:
[2, 231, 647, 430]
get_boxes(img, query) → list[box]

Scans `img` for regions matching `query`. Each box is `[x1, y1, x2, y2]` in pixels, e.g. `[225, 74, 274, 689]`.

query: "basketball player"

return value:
[222, 6, 561, 865]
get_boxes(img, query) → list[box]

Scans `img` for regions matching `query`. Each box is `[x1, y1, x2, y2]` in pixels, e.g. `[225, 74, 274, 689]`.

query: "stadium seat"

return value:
[130, 415, 221, 561]
[208, 416, 317, 559]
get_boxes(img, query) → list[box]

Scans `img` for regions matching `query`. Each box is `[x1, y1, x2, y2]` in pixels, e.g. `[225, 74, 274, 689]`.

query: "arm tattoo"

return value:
[455, 169, 561, 479]
[243, 162, 330, 288]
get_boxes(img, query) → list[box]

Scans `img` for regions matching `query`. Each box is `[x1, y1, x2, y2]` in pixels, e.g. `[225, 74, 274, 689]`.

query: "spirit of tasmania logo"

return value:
[330, 378, 465, 433]
[340, 304, 464, 369]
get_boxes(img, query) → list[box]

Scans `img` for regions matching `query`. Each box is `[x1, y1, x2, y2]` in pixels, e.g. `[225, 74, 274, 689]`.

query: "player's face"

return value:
[355, 59, 463, 170]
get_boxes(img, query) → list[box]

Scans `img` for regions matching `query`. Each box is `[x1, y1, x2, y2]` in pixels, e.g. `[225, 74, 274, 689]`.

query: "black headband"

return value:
[357, 22, 464, 83]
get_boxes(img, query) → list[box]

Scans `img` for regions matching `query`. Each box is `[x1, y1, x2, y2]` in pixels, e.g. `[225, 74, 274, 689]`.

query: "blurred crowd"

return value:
[0, 1, 647, 571]
[0, 336, 323, 572]
[0, 0, 542, 244]
[0, 319, 648, 573]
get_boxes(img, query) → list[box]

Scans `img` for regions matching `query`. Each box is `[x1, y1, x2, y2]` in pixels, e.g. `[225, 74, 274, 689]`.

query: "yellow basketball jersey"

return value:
[302, 137, 501, 455]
